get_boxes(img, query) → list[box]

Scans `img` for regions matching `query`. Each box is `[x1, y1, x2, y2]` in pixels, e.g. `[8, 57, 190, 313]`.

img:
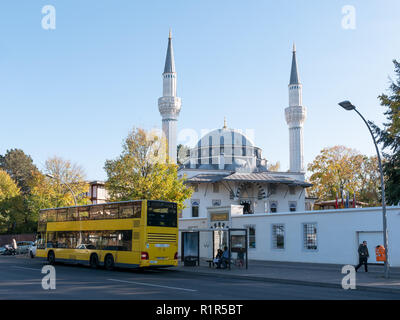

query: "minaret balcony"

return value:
[285, 106, 306, 126]
[158, 96, 182, 119]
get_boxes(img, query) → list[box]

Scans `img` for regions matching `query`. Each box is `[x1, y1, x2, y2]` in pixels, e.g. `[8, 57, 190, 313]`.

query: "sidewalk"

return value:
[176, 259, 400, 294]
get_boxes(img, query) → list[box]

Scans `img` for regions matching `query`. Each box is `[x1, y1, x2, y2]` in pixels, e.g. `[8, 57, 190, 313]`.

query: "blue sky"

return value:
[0, 1, 399, 180]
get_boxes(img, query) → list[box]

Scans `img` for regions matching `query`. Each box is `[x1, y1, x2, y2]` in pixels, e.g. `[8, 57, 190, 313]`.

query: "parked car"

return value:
[2, 244, 16, 255]
[0, 246, 6, 255]
[29, 241, 37, 258]
[16, 241, 34, 254]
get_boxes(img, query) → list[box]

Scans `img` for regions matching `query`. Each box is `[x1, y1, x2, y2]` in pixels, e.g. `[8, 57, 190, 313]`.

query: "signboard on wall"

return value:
[210, 212, 229, 222]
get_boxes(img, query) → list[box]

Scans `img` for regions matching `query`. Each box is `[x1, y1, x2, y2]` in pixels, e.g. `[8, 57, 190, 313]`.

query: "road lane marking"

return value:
[14, 266, 41, 271]
[108, 278, 198, 292]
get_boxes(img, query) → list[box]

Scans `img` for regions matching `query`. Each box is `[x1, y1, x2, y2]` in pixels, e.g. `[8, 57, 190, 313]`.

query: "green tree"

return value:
[0, 149, 38, 194]
[0, 169, 25, 233]
[104, 128, 193, 210]
[370, 60, 400, 205]
[307, 146, 380, 206]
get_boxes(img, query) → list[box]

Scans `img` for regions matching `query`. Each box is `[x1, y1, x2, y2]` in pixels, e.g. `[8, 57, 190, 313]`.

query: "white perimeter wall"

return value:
[179, 206, 400, 266]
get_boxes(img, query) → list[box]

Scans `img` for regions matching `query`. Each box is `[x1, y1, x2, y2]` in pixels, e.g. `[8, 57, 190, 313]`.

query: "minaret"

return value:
[285, 43, 307, 172]
[158, 29, 182, 163]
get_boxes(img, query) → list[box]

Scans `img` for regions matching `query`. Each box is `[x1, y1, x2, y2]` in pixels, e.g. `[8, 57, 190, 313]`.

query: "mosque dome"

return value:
[184, 121, 266, 172]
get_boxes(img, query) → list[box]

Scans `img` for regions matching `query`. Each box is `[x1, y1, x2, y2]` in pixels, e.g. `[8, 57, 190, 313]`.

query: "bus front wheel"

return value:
[47, 251, 55, 265]
[104, 254, 114, 270]
[90, 254, 99, 269]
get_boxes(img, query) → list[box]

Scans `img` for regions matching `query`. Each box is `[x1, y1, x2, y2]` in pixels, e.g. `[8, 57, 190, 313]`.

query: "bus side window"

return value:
[47, 210, 56, 222]
[47, 232, 55, 248]
[90, 206, 104, 220]
[120, 230, 132, 251]
[120, 205, 133, 218]
[104, 205, 118, 219]
[79, 209, 89, 220]
[58, 209, 68, 222]
[68, 208, 78, 221]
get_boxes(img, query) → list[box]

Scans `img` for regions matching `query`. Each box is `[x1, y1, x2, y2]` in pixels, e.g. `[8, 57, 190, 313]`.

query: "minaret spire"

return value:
[158, 30, 182, 163]
[290, 43, 300, 85]
[285, 44, 307, 172]
[164, 29, 176, 74]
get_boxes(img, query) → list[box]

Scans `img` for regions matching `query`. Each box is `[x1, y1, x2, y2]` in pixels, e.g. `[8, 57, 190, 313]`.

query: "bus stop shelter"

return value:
[180, 228, 248, 269]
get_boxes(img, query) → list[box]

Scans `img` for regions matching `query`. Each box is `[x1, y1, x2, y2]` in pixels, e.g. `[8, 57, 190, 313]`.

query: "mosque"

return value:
[89, 31, 400, 266]
[158, 31, 313, 228]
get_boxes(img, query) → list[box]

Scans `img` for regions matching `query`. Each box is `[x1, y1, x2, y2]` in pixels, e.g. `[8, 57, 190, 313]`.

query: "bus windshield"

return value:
[147, 201, 177, 227]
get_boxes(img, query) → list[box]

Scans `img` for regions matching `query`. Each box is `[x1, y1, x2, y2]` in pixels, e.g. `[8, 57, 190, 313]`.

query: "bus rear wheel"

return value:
[90, 254, 99, 269]
[104, 254, 114, 270]
[47, 251, 55, 265]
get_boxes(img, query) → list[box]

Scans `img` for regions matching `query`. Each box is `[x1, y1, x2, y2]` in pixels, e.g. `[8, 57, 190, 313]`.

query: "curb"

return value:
[176, 269, 400, 295]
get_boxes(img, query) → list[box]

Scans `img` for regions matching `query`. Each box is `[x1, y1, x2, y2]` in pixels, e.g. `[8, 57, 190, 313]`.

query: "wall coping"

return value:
[179, 206, 400, 221]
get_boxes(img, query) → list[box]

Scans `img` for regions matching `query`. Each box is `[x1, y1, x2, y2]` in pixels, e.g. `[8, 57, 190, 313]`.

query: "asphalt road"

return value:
[0, 255, 399, 300]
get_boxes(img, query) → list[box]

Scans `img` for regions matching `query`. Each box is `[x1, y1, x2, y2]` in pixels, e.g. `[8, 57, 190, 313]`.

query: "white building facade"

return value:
[179, 206, 400, 267]
[154, 34, 400, 266]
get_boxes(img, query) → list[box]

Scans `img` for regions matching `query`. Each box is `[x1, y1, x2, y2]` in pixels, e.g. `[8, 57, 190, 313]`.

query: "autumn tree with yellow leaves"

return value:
[307, 146, 380, 206]
[104, 128, 193, 211]
[0, 169, 24, 233]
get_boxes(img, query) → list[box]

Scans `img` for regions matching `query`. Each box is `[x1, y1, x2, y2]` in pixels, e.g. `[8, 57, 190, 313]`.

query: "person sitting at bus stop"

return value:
[213, 249, 223, 266]
[216, 246, 229, 269]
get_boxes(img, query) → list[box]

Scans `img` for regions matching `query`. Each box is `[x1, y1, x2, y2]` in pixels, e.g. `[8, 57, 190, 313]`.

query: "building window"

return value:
[303, 223, 317, 250]
[240, 200, 252, 214]
[246, 225, 256, 249]
[191, 200, 200, 218]
[272, 224, 285, 249]
[269, 184, 277, 195]
[269, 201, 277, 213]
[289, 186, 296, 195]
[289, 202, 297, 212]
[213, 183, 219, 193]
[192, 184, 199, 192]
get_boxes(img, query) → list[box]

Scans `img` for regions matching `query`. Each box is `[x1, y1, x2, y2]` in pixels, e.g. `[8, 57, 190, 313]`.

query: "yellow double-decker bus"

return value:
[36, 200, 178, 270]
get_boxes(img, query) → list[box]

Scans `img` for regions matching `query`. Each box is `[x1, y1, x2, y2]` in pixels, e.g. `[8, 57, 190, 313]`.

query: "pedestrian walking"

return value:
[355, 241, 369, 272]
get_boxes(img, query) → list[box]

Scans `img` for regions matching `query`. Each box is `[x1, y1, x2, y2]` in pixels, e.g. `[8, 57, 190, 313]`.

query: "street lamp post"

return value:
[46, 174, 77, 206]
[338, 100, 389, 278]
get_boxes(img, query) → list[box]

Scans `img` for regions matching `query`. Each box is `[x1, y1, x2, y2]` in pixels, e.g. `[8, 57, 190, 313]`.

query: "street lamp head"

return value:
[338, 100, 356, 111]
